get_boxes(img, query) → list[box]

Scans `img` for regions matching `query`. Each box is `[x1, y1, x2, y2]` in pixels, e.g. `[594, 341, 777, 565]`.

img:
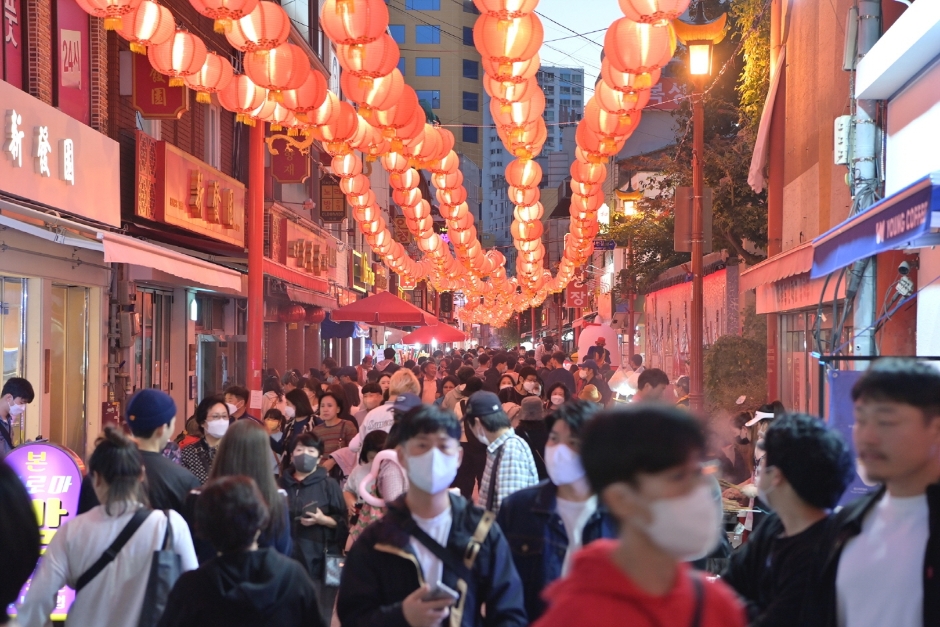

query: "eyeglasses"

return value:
[207, 414, 229, 421]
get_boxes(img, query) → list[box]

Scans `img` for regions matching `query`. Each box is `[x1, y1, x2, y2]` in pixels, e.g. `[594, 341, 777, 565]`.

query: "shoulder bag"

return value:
[75, 508, 153, 593]
[137, 510, 184, 627]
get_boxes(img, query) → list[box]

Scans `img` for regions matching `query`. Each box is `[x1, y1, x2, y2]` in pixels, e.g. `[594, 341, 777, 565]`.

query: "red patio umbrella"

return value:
[329, 290, 438, 325]
[402, 323, 467, 345]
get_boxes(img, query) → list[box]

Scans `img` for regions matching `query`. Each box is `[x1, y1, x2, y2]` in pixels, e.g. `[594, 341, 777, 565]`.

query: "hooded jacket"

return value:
[156, 548, 325, 627]
[278, 467, 347, 581]
[336, 492, 528, 627]
[533, 540, 745, 627]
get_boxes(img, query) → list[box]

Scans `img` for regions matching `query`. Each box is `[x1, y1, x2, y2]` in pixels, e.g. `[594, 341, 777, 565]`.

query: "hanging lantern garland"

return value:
[115, 0, 175, 54]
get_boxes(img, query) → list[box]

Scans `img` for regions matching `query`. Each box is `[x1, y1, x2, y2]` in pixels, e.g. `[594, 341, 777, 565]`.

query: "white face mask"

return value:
[474, 422, 490, 445]
[284, 406, 296, 419]
[500, 383, 512, 390]
[8, 402, 25, 416]
[523, 381, 538, 393]
[205, 419, 229, 439]
[579, 370, 589, 380]
[544, 443, 585, 486]
[406, 447, 459, 494]
[225, 402, 238, 415]
[641, 482, 721, 561]
[550, 395, 565, 406]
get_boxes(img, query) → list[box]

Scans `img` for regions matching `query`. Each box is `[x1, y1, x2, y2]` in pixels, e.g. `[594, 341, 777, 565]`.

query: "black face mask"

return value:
[735, 436, 751, 446]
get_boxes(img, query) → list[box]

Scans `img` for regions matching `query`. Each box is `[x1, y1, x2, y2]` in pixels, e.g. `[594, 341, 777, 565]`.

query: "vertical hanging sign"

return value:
[3, 0, 23, 88]
[56, 0, 90, 124]
[319, 177, 346, 222]
[270, 138, 311, 184]
[132, 51, 189, 119]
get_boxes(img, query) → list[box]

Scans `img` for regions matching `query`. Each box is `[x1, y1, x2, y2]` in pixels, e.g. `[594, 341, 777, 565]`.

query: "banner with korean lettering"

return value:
[565, 281, 589, 309]
[319, 178, 346, 222]
[7, 442, 84, 620]
[270, 137, 311, 184]
[647, 77, 683, 111]
[56, 0, 90, 124]
[3, 0, 23, 87]
[132, 51, 189, 119]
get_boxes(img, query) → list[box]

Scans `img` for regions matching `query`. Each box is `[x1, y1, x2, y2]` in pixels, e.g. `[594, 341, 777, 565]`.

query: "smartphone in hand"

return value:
[422, 582, 459, 605]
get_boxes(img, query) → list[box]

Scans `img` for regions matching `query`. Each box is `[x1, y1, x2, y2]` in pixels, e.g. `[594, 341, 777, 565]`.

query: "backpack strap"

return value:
[484, 444, 506, 512]
[75, 508, 152, 593]
[463, 510, 495, 569]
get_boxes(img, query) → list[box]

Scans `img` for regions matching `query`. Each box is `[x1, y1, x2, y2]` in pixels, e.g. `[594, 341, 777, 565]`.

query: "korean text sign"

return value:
[7, 442, 84, 620]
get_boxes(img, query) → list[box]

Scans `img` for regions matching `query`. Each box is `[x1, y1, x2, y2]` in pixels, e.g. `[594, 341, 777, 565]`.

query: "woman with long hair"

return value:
[0, 459, 40, 627]
[545, 382, 571, 413]
[18, 427, 197, 627]
[312, 391, 358, 457]
[261, 376, 287, 420]
[283, 388, 319, 444]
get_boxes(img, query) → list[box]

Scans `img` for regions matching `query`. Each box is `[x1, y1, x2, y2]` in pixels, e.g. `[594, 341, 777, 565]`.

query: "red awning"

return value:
[402, 323, 467, 344]
[739, 242, 814, 292]
[330, 290, 437, 325]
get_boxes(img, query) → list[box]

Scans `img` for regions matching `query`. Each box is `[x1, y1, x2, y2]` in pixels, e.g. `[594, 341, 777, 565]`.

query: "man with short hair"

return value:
[354, 383, 385, 425]
[442, 366, 478, 414]
[337, 404, 528, 627]
[500, 366, 539, 406]
[420, 360, 439, 405]
[628, 354, 645, 375]
[534, 405, 746, 627]
[0, 377, 33, 458]
[722, 414, 854, 627]
[584, 337, 611, 368]
[475, 353, 490, 379]
[78, 389, 200, 515]
[348, 369, 421, 452]
[356, 354, 374, 386]
[578, 360, 612, 406]
[544, 351, 576, 396]
[468, 391, 539, 514]
[224, 385, 260, 424]
[814, 359, 940, 627]
[674, 376, 690, 408]
[537, 355, 552, 381]
[376, 347, 401, 374]
[483, 353, 510, 393]
[633, 368, 670, 403]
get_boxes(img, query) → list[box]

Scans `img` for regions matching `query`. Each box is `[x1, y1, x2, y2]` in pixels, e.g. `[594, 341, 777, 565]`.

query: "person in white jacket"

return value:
[18, 426, 198, 627]
[346, 369, 420, 453]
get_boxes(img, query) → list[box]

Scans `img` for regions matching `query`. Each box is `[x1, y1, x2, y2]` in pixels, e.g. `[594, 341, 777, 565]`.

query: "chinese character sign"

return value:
[6, 442, 84, 621]
[566, 281, 589, 309]
[3, 0, 23, 88]
[270, 138, 311, 184]
[319, 179, 347, 222]
[132, 51, 188, 120]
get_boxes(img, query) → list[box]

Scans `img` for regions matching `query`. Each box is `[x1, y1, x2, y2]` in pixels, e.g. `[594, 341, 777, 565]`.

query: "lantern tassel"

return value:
[104, 16, 122, 30]
[196, 91, 212, 104]
[169, 77, 185, 87]
[213, 18, 232, 34]
[129, 42, 146, 54]
[267, 90, 284, 103]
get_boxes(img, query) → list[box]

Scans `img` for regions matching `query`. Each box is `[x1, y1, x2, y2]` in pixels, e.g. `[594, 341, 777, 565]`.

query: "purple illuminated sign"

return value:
[6, 442, 85, 620]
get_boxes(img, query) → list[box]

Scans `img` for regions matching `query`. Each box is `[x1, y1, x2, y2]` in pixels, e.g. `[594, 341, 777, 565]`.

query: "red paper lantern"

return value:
[244, 42, 310, 101]
[473, 0, 538, 19]
[570, 160, 607, 185]
[218, 73, 267, 124]
[601, 57, 661, 93]
[184, 52, 234, 103]
[279, 304, 307, 323]
[281, 70, 328, 117]
[336, 34, 400, 85]
[320, 0, 389, 45]
[304, 306, 326, 324]
[474, 13, 543, 64]
[74, 0, 143, 30]
[618, 0, 691, 23]
[226, 1, 290, 53]
[319, 101, 359, 144]
[584, 97, 642, 138]
[604, 18, 676, 74]
[148, 29, 208, 86]
[340, 174, 370, 196]
[595, 79, 650, 118]
[188, 0, 259, 33]
[481, 54, 540, 84]
[341, 68, 403, 116]
[116, 0, 174, 53]
[505, 158, 542, 189]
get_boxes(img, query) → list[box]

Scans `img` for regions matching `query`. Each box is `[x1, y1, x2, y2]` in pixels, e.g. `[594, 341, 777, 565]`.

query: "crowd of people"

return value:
[1, 350, 939, 627]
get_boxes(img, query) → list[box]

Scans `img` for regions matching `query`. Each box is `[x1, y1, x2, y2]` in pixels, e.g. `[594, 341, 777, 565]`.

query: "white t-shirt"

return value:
[555, 496, 598, 576]
[836, 492, 929, 627]
[345, 462, 373, 498]
[348, 403, 394, 452]
[409, 507, 453, 586]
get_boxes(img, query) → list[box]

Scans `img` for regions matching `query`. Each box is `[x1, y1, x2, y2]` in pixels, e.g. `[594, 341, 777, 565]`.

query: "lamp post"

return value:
[675, 1, 727, 413]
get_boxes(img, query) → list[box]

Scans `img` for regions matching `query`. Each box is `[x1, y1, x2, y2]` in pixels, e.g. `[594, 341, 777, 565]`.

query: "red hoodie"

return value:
[533, 540, 746, 627]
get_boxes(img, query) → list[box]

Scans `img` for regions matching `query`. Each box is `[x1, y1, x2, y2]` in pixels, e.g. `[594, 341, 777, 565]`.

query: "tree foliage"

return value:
[704, 334, 767, 414]
[608, 0, 772, 300]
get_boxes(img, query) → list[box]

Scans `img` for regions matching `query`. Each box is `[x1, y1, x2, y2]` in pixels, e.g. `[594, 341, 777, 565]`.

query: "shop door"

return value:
[197, 335, 247, 400]
[135, 289, 172, 392]
[50, 285, 88, 458]
[0, 276, 28, 445]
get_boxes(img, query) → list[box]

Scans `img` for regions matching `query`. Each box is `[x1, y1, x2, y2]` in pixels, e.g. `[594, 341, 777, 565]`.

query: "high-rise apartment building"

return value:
[387, 0, 484, 172]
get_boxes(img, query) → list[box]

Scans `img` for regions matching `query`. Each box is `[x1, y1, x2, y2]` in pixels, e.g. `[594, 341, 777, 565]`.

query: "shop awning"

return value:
[99, 232, 243, 292]
[285, 285, 336, 309]
[321, 313, 369, 339]
[811, 172, 940, 278]
[739, 242, 813, 291]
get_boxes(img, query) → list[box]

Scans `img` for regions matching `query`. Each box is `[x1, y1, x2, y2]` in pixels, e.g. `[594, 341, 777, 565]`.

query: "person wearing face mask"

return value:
[0, 377, 33, 458]
[263, 408, 287, 458]
[482, 352, 511, 393]
[259, 377, 287, 422]
[497, 400, 616, 621]
[721, 414, 853, 627]
[180, 395, 231, 484]
[545, 383, 570, 414]
[467, 391, 539, 514]
[278, 432, 346, 624]
[542, 351, 576, 397]
[282, 388, 320, 445]
[514, 396, 550, 481]
[576, 361, 612, 406]
[499, 366, 539, 406]
[534, 405, 746, 627]
[337, 404, 528, 627]
[225, 385, 261, 424]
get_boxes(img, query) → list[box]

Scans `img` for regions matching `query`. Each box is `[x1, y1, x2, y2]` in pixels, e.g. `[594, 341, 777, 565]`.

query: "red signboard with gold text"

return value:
[135, 131, 245, 247]
[132, 51, 189, 120]
[270, 137, 311, 184]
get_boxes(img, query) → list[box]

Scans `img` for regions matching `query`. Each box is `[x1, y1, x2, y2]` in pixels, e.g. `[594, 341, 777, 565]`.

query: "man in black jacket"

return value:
[812, 358, 940, 627]
[721, 413, 854, 627]
[337, 404, 527, 627]
[482, 353, 510, 393]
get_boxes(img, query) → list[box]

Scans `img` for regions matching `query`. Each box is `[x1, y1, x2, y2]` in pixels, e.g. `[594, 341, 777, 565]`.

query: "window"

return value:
[573, 87, 582, 95]
[561, 86, 571, 94]
[544, 85, 554, 95]
[416, 89, 441, 109]
[397, 57, 406, 75]
[561, 73, 571, 83]
[572, 100, 582, 108]
[462, 59, 479, 79]
[545, 98, 554, 106]
[389, 24, 405, 43]
[415, 25, 441, 43]
[204, 102, 221, 169]
[463, 26, 473, 45]
[406, 0, 439, 8]
[544, 110, 555, 122]
[560, 98, 571, 107]
[572, 72, 583, 85]
[463, 126, 479, 143]
[462, 91, 479, 111]
[415, 57, 441, 76]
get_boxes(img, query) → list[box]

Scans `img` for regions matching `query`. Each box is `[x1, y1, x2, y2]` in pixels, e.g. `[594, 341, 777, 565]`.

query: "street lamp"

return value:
[674, 1, 727, 413]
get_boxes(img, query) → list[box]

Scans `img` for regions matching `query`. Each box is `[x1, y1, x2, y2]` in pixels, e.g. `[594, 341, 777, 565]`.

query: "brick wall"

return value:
[89, 18, 108, 134]
[25, 0, 53, 104]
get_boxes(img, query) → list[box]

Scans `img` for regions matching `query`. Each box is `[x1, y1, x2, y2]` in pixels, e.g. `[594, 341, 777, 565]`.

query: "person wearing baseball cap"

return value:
[466, 391, 539, 514]
[578, 360, 612, 407]
[77, 389, 200, 516]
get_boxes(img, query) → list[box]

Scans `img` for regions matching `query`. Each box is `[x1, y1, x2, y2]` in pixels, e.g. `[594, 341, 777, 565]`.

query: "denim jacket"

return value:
[496, 480, 618, 622]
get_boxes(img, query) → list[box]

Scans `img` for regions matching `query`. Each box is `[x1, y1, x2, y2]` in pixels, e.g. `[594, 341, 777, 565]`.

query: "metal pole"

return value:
[690, 89, 705, 413]
[247, 122, 265, 394]
[531, 306, 536, 343]
[627, 238, 635, 366]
